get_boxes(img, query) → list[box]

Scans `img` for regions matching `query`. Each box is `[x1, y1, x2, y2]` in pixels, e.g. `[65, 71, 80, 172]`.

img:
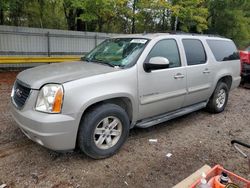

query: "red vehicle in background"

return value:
[240, 46, 250, 83]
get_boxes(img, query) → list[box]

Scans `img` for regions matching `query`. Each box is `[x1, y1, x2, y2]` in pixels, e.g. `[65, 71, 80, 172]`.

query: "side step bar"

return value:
[136, 102, 207, 128]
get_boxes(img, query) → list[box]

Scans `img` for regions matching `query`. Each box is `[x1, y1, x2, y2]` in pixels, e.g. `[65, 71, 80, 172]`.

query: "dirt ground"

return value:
[0, 70, 250, 188]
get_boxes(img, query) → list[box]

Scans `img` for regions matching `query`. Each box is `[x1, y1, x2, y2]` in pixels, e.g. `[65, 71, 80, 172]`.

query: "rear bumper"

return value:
[242, 63, 250, 77]
[10, 103, 79, 151]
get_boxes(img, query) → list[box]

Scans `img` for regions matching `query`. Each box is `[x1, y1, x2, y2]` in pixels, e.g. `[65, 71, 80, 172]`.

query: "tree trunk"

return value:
[174, 16, 178, 31]
[76, 19, 86, 31]
[0, 8, 4, 25]
[63, 3, 76, 30]
[67, 10, 76, 30]
[131, 0, 137, 33]
[76, 9, 86, 31]
[38, 0, 45, 28]
[98, 20, 103, 32]
[162, 9, 166, 31]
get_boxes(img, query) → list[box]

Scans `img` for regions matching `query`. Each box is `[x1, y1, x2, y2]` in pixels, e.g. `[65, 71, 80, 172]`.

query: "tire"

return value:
[206, 82, 229, 113]
[77, 103, 130, 159]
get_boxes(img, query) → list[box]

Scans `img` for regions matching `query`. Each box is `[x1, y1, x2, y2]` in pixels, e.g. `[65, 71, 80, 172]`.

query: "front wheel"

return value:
[77, 103, 130, 159]
[206, 82, 229, 113]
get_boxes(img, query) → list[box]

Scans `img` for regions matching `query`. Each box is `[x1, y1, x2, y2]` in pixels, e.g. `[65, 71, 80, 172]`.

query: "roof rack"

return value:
[169, 31, 225, 38]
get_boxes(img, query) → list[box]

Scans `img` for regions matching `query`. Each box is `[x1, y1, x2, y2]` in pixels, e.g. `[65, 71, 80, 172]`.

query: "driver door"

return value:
[138, 39, 187, 120]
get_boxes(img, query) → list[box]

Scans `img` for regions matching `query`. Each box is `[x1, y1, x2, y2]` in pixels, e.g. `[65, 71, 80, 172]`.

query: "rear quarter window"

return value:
[206, 40, 239, 61]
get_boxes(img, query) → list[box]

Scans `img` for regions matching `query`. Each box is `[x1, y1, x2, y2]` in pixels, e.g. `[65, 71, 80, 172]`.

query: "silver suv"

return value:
[11, 33, 241, 159]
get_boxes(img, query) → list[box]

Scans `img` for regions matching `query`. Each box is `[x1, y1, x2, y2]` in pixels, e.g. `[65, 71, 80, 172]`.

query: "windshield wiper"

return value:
[82, 57, 119, 68]
[81, 56, 91, 62]
[92, 59, 118, 68]
[100, 62, 117, 68]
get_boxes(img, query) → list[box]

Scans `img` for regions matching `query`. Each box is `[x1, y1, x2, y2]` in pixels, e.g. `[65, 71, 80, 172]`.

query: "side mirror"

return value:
[144, 57, 170, 72]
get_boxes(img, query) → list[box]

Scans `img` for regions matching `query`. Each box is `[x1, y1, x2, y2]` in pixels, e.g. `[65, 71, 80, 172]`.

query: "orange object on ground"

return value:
[190, 165, 250, 188]
[208, 175, 231, 188]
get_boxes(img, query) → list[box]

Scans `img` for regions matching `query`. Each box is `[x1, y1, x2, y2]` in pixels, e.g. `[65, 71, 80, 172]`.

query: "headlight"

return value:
[35, 84, 64, 113]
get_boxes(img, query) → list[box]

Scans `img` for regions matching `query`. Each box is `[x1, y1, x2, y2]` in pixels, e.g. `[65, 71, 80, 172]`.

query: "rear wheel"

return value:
[77, 103, 130, 159]
[206, 82, 229, 113]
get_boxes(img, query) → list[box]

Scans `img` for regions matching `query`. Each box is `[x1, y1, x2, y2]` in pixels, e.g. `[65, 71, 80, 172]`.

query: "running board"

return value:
[136, 102, 207, 128]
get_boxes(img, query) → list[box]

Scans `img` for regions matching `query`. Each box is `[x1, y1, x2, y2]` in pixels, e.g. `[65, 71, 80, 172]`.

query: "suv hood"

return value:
[17, 61, 119, 89]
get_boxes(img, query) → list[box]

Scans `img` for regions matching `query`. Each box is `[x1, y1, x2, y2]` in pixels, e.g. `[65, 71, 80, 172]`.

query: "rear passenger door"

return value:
[182, 39, 213, 107]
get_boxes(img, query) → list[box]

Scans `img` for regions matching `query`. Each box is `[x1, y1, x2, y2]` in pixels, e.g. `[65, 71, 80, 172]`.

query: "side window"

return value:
[146, 39, 181, 68]
[206, 40, 240, 61]
[182, 39, 207, 66]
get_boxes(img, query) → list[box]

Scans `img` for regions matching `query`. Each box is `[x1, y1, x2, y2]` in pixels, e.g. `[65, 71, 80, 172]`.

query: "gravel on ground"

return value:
[0, 70, 250, 188]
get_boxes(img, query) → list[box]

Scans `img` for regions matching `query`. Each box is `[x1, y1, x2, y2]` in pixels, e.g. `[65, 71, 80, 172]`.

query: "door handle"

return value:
[203, 68, 210, 74]
[174, 73, 184, 79]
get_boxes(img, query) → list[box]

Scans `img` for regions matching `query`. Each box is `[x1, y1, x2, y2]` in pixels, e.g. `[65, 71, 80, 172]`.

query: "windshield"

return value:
[82, 38, 148, 67]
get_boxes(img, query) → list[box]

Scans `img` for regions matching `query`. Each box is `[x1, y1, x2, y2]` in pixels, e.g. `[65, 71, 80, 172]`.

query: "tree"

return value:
[135, 0, 171, 33]
[102, 0, 133, 33]
[0, 0, 9, 25]
[24, 0, 66, 29]
[71, 0, 117, 32]
[207, 0, 250, 47]
[171, 0, 208, 33]
[0, 0, 249, 47]
[8, 0, 27, 26]
[63, 0, 78, 30]
[0, 0, 66, 29]
[126, 0, 208, 33]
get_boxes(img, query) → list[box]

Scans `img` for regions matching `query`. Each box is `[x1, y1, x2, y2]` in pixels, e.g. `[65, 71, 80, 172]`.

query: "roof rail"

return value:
[169, 31, 225, 38]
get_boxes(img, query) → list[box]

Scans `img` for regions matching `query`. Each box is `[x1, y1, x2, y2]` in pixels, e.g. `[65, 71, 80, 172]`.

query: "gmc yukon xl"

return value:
[11, 33, 241, 159]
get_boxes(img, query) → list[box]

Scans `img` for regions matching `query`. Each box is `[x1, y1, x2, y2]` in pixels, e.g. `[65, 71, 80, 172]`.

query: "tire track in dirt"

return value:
[0, 71, 26, 159]
[0, 139, 32, 158]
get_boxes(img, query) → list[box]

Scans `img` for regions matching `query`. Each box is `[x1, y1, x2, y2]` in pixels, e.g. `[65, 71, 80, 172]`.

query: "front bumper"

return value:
[10, 94, 79, 151]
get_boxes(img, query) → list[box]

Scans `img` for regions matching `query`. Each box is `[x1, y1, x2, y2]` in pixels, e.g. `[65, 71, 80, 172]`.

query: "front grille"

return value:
[12, 81, 31, 109]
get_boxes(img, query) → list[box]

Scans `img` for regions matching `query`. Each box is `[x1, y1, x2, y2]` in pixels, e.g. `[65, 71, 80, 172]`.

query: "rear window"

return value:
[206, 40, 239, 61]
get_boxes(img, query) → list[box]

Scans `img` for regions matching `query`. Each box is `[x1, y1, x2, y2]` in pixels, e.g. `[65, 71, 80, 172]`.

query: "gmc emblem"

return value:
[15, 88, 22, 97]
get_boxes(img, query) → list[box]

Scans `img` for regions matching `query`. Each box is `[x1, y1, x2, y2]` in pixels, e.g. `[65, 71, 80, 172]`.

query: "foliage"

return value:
[171, 0, 208, 33]
[206, 0, 250, 48]
[0, 0, 249, 47]
[1, 0, 67, 29]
